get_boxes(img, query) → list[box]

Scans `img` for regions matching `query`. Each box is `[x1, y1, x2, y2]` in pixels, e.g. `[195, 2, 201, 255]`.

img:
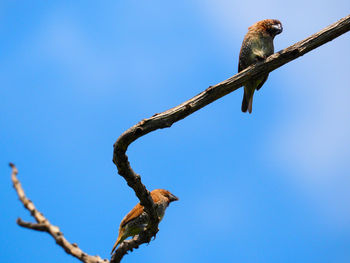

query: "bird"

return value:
[110, 189, 178, 254]
[238, 19, 283, 113]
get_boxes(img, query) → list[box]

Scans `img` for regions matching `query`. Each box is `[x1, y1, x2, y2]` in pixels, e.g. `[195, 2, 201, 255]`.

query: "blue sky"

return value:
[1, 1, 350, 263]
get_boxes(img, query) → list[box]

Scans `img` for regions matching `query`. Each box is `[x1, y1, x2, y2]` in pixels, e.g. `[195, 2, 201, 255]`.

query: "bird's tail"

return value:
[110, 230, 124, 255]
[241, 87, 255, 114]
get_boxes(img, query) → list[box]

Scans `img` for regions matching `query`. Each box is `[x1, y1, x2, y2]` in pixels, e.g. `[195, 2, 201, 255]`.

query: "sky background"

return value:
[1, 1, 350, 263]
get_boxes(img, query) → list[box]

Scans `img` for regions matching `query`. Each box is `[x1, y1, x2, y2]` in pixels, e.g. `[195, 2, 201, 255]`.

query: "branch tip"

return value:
[11, 165, 106, 263]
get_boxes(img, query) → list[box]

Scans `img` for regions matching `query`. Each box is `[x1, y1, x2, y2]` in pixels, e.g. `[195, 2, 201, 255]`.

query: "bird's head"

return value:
[265, 19, 283, 36]
[250, 19, 283, 37]
[151, 189, 179, 204]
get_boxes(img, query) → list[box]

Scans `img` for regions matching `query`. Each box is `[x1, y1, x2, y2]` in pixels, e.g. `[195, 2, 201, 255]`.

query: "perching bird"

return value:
[111, 189, 178, 254]
[239, 19, 283, 113]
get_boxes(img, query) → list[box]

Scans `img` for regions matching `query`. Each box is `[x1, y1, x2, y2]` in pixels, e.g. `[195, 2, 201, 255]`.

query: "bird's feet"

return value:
[255, 55, 267, 62]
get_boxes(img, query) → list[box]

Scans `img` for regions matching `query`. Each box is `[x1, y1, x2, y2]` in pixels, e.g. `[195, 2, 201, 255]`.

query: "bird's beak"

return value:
[169, 194, 179, 202]
[272, 24, 283, 34]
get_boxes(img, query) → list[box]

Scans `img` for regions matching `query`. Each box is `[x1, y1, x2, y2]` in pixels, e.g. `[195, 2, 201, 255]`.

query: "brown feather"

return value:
[248, 19, 282, 36]
[111, 189, 178, 254]
[120, 190, 166, 228]
[120, 203, 144, 228]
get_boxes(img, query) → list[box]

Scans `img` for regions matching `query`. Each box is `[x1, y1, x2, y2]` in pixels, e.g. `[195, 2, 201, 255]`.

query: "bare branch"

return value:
[10, 163, 107, 263]
[17, 218, 47, 231]
[112, 14, 350, 261]
[111, 235, 143, 263]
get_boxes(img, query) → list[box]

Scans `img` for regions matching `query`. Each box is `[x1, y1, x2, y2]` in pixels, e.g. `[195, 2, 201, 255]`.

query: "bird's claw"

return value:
[255, 55, 267, 62]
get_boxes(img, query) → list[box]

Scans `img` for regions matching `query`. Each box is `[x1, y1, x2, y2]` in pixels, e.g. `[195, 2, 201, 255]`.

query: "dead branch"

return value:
[10, 163, 107, 263]
[112, 14, 350, 261]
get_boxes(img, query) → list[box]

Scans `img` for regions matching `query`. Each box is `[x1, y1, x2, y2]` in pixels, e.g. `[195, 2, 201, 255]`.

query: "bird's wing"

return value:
[120, 203, 144, 228]
[238, 61, 243, 73]
[256, 75, 268, 91]
[120, 189, 167, 228]
[120, 192, 163, 228]
[238, 49, 248, 73]
[238, 37, 251, 73]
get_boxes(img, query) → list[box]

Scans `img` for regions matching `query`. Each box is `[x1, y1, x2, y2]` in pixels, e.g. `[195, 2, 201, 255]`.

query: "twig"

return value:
[10, 163, 107, 263]
[17, 218, 47, 231]
[112, 14, 350, 261]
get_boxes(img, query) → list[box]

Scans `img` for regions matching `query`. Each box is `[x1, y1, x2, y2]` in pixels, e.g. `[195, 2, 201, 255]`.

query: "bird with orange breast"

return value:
[111, 189, 178, 254]
[239, 19, 283, 113]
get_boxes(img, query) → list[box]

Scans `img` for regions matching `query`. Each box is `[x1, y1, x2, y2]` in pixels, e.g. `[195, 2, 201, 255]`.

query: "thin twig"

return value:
[112, 14, 350, 262]
[10, 163, 107, 263]
[17, 218, 47, 231]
